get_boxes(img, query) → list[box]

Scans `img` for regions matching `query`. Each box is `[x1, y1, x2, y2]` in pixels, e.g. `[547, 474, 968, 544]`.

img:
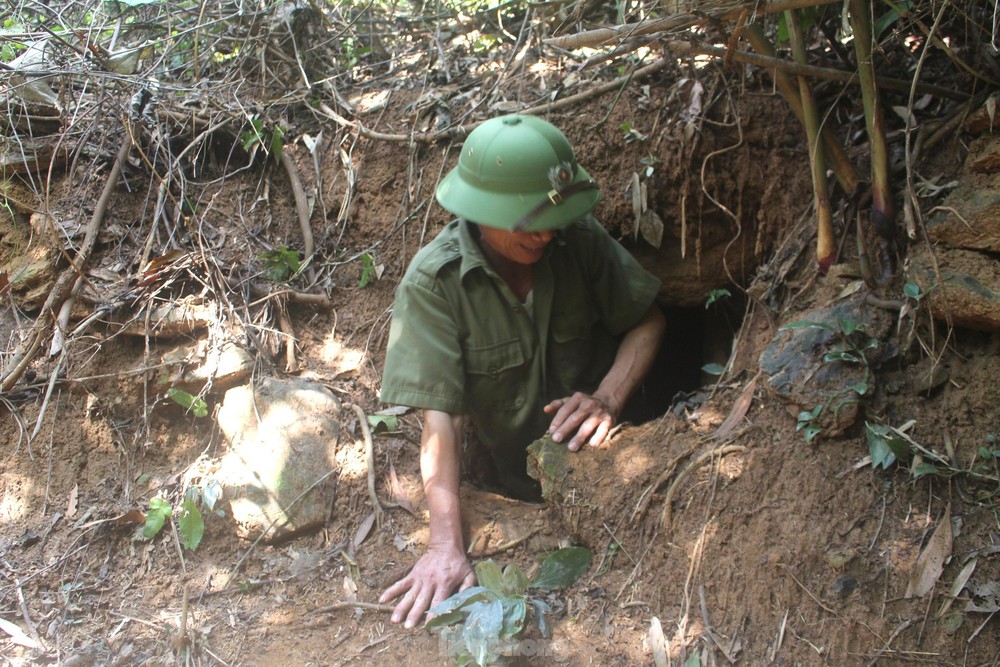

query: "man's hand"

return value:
[380, 543, 476, 628]
[544, 392, 616, 451]
[381, 409, 470, 628]
[545, 305, 665, 451]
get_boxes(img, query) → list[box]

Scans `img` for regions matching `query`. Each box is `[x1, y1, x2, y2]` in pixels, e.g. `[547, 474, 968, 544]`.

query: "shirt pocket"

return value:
[550, 309, 599, 390]
[465, 338, 527, 412]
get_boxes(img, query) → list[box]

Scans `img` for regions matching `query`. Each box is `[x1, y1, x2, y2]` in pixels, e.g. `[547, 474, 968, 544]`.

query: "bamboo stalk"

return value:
[848, 0, 895, 241]
[786, 9, 836, 271]
[743, 23, 860, 197]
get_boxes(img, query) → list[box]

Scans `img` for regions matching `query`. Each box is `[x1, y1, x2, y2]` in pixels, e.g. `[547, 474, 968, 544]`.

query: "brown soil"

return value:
[2, 46, 999, 667]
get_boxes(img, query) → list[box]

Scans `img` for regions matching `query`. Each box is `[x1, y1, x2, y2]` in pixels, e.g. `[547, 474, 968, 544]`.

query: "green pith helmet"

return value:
[435, 115, 600, 232]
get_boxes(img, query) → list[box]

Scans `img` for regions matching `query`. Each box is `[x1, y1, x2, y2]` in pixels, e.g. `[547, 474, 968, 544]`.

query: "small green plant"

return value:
[240, 117, 285, 161]
[358, 253, 377, 287]
[142, 479, 224, 551]
[428, 546, 591, 666]
[865, 424, 1000, 493]
[258, 246, 301, 282]
[976, 434, 1000, 474]
[796, 404, 824, 443]
[619, 121, 647, 143]
[167, 388, 208, 417]
[705, 288, 731, 309]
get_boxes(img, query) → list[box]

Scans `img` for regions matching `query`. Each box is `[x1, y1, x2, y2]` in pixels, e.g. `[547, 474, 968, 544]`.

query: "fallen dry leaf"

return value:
[648, 616, 668, 667]
[352, 509, 376, 548]
[905, 504, 952, 599]
[713, 374, 759, 440]
[387, 461, 417, 516]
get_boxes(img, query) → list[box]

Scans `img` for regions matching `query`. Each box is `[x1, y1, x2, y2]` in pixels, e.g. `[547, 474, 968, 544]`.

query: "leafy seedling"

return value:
[704, 288, 731, 309]
[143, 497, 172, 539]
[358, 253, 378, 287]
[259, 246, 301, 283]
[796, 404, 824, 444]
[141, 480, 223, 551]
[619, 121, 647, 143]
[167, 388, 208, 417]
[241, 117, 285, 161]
[428, 546, 591, 666]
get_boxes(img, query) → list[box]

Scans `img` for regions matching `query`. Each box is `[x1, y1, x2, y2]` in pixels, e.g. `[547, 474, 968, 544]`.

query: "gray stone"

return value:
[216, 377, 341, 542]
[759, 294, 891, 438]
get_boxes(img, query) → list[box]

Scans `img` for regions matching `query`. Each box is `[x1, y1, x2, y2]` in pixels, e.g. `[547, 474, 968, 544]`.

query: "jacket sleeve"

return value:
[379, 274, 466, 414]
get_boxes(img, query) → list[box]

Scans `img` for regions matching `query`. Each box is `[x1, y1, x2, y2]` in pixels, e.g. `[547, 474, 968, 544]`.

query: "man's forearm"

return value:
[421, 410, 465, 550]
[595, 305, 666, 416]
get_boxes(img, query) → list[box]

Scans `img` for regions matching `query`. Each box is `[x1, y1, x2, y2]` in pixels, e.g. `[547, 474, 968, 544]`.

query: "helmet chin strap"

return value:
[512, 179, 599, 232]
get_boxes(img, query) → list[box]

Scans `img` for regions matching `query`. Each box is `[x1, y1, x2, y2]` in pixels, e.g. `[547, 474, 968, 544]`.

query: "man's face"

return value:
[478, 225, 555, 265]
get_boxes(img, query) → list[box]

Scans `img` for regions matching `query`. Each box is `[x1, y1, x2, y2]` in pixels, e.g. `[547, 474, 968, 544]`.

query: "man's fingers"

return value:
[588, 419, 612, 447]
[380, 576, 410, 604]
[405, 588, 433, 629]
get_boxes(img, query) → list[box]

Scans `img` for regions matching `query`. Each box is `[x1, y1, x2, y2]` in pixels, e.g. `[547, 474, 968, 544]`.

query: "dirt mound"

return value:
[2, 3, 999, 666]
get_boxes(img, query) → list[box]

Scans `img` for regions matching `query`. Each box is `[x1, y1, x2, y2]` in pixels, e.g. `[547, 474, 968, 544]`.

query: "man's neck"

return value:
[473, 225, 534, 302]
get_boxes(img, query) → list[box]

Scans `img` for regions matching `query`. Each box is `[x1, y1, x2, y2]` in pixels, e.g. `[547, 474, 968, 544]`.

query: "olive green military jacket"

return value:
[380, 217, 660, 491]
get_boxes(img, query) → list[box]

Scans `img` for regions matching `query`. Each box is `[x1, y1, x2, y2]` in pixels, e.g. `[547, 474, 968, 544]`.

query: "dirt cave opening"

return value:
[628, 295, 746, 424]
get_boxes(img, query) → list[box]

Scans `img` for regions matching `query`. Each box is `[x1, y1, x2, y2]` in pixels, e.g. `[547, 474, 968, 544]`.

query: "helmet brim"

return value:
[436, 163, 600, 232]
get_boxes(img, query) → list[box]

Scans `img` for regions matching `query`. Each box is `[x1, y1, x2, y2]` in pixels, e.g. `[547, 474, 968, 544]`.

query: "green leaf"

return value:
[912, 462, 941, 479]
[258, 246, 301, 283]
[851, 381, 870, 396]
[167, 388, 208, 417]
[903, 282, 922, 300]
[874, 1, 912, 37]
[701, 363, 725, 376]
[823, 350, 861, 364]
[358, 253, 377, 288]
[801, 425, 821, 443]
[201, 479, 223, 512]
[531, 546, 592, 590]
[779, 319, 835, 332]
[270, 125, 285, 159]
[866, 422, 912, 469]
[704, 288, 731, 309]
[241, 118, 265, 152]
[530, 598, 551, 639]
[425, 610, 464, 630]
[838, 318, 861, 336]
[429, 586, 492, 617]
[143, 497, 172, 539]
[476, 560, 503, 595]
[500, 563, 530, 597]
[462, 600, 504, 667]
[498, 596, 526, 639]
[178, 498, 204, 550]
[367, 414, 398, 432]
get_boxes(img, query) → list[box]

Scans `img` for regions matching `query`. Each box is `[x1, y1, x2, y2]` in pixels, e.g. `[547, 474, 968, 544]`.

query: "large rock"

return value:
[216, 377, 341, 542]
[155, 339, 253, 393]
[758, 293, 892, 438]
[907, 246, 1000, 332]
[118, 296, 218, 338]
[4, 244, 57, 311]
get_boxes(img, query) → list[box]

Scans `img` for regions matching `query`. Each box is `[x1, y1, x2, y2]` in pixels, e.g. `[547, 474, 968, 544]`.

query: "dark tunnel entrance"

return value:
[626, 293, 746, 424]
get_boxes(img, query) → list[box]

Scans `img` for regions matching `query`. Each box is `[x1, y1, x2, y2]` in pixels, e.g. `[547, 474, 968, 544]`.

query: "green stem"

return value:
[743, 23, 860, 197]
[849, 0, 895, 239]
[785, 9, 836, 271]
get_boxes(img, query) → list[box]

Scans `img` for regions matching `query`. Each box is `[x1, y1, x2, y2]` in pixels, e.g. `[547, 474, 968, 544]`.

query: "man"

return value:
[378, 114, 665, 628]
